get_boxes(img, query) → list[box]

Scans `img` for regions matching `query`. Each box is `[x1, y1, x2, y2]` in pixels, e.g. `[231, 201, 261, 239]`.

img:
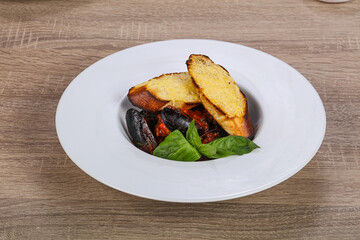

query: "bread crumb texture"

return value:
[187, 55, 246, 118]
[146, 72, 200, 103]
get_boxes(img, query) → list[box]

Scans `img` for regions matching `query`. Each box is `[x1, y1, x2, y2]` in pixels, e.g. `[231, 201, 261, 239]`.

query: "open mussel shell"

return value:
[161, 107, 201, 135]
[126, 109, 158, 154]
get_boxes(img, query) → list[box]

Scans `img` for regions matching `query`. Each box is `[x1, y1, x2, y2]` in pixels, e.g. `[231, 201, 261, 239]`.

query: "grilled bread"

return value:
[128, 72, 201, 111]
[187, 54, 254, 138]
[200, 94, 254, 138]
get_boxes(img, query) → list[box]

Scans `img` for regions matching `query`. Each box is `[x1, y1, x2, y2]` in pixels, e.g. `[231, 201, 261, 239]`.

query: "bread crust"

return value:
[187, 54, 247, 118]
[128, 72, 201, 112]
[200, 94, 254, 138]
[128, 84, 169, 112]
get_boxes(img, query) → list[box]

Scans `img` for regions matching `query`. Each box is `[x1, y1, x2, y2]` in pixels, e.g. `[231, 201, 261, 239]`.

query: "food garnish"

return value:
[153, 121, 259, 161]
[125, 54, 259, 161]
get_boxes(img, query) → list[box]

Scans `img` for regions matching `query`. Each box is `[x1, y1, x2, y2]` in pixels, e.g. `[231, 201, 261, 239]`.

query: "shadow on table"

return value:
[26, 131, 331, 237]
[103, 169, 327, 238]
[128, 172, 326, 238]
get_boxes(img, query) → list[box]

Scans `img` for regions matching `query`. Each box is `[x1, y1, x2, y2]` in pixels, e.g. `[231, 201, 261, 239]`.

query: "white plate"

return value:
[56, 39, 326, 202]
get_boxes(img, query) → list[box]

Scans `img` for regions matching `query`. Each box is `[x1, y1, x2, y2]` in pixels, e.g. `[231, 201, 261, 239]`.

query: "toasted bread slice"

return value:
[128, 72, 201, 111]
[187, 54, 246, 118]
[187, 54, 254, 137]
[200, 94, 254, 138]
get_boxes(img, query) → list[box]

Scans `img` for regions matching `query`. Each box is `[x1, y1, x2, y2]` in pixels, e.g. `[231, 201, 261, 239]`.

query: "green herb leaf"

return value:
[198, 144, 217, 157]
[207, 135, 260, 158]
[153, 130, 201, 161]
[186, 120, 202, 148]
[153, 119, 259, 161]
[185, 120, 218, 158]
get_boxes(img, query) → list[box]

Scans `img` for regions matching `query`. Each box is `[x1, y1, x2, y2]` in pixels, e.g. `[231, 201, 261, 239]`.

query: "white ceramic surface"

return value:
[56, 39, 326, 202]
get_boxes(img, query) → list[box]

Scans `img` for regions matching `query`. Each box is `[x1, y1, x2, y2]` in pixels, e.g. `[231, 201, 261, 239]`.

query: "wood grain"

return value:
[0, 0, 359, 239]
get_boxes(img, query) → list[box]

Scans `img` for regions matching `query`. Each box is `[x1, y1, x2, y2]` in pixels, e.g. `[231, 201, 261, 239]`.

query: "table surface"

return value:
[1, 0, 360, 239]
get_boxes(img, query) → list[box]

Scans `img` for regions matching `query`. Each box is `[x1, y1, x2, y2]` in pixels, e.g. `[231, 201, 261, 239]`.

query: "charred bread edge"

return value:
[128, 85, 169, 111]
[128, 72, 200, 112]
[201, 94, 254, 138]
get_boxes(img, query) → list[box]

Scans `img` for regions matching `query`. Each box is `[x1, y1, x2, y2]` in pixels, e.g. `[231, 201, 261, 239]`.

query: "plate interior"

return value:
[56, 39, 326, 202]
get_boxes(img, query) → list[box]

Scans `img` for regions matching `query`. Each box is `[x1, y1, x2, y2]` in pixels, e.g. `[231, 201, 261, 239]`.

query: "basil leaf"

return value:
[198, 144, 217, 157]
[207, 135, 259, 158]
[153, 130, 201, 161]
[208, 148, 235, 158]
[186, 120, 202, 148]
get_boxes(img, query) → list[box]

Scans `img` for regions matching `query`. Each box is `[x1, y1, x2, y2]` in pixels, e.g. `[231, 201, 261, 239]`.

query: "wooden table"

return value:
[1, 0, 359, 239]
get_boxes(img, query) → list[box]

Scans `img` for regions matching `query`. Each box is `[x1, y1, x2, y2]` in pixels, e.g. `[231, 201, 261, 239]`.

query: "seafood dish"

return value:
[125, 54, 259, 161]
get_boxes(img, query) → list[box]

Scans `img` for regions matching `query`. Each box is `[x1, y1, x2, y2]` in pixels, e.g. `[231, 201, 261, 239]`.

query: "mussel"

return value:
[140, 110, 158, 133]
[161, 107, 202, 135]
[126, 109, 158, 154]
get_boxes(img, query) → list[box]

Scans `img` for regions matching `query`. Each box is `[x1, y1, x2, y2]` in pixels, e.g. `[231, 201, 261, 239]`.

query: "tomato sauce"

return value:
[155, 113, 171, 137]
[154, 106, 223, 144]
[181, 108, 210, 132]
[181, 107, 222, 143]
[201, 131, 219, 144]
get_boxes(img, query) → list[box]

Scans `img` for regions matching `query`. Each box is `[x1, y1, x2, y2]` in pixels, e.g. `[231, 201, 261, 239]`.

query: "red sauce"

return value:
[154, 107, 222, 145]
[182, 107, 222, 144]
[155, 114, 171, 137]
[181, 108, 210, 132]
[201, 131, 218, 144]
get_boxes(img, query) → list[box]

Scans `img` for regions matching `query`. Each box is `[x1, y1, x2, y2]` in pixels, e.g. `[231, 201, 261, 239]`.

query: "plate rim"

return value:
[55, 39, 327, 203]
